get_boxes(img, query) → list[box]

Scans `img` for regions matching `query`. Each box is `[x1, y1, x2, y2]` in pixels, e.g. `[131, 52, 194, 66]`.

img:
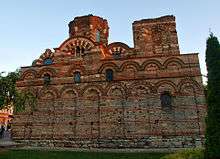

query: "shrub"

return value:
[161, 149, 204, 159]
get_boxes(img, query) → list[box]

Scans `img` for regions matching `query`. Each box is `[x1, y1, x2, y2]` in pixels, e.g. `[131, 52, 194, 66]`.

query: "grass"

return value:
[161, 149, 204, 159]
[0, 149, 168, 159]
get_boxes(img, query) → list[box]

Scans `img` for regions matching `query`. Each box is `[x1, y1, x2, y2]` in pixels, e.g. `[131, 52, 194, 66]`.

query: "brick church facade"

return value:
[12, 15, 206, 148]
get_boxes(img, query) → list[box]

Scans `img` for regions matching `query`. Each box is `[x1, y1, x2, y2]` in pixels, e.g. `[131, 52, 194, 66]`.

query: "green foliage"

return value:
[0, 70, 36, 112]
[0, 71, 20, 109]
[205, 33, 220, 158]
[13, 91, 37, 113]
[161, 149, 204, 159]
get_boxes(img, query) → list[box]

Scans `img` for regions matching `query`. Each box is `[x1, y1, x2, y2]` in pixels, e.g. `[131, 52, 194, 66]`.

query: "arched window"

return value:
[74, 71, 81, 83]
[76, 46, 81, 57]
[96, 30, 101, 42]
[106, 69, 113, 81]
[81, 47, 85, 54]
[75, 46, 85, 57]
[43, 73, 51, 85]
[113, 48, 122, 59]
[43, 58, 53, 65]
[160, 91, 172, 109]
[113, 52, 121, 59]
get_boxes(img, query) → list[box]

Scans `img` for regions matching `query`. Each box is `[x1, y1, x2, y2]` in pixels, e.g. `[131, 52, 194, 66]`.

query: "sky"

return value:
[0, 0, 220, 82]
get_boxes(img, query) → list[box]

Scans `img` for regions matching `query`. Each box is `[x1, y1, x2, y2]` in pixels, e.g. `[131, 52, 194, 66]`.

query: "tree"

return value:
[0, 70, 36, 112]
[205, 33, 220, 159]
[0, 71, 19, 109]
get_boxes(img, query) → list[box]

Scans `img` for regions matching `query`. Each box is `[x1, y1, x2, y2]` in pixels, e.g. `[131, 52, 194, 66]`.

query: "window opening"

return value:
[106, 69, 113, 81]
[160, 91, 172, 109]
[43, 73, 51, 85]
[96, 30, 101, 42]
[43, 58, 53, 65]
[74, 71, 81, 83]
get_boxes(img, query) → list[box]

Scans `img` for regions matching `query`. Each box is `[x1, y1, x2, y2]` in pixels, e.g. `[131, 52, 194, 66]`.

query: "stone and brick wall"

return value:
[133, 15, 179, 55]
[12, 15, 206, 148]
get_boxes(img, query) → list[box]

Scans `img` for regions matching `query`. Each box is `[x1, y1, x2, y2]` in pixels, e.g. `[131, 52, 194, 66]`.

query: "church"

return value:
[12, 15, 206, 148]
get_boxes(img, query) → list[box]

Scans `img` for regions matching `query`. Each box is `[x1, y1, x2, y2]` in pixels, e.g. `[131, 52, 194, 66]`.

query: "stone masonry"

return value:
[12, 15, 206, 148]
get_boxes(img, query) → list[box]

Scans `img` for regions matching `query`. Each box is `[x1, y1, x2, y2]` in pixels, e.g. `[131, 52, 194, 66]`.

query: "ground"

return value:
[0, 149, 168, 159]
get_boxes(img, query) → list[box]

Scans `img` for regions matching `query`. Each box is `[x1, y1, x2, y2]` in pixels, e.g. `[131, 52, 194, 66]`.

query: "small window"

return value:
[106, 69, 113, 81]
[113, 52, 121, 59]
[75, 46, 85, 57]
[96, 30, 100, 42]
[113, 48, 122, 59]
[43, 58, 53, 65]
[43, 73, 51, 85]
[74, 71, 81, 83]
[160, 91, 172, 109]
[76, 46, 81, 57]
[81, 47, 85, 54]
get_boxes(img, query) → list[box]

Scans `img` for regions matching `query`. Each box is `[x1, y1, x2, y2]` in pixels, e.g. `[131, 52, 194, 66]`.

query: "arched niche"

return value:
[78, 87, 101, 138]
[119, 61, 140, 80]
[144, 63, 159, 72]
[41, 91, 55, 100]
[107, 87, 124, 99]
[163, 57, 185, 69]
[61, 89, 78, 99]
[142, 60, 162, 71]
[38, 86, 59, 100]
[156, 80, 177, 94]
[83, 88, 100, 103]
[66, 65, 85, 77]
[106, 84, 126, 138]
[106, 83, 127, 99]
[131, 85, 151, 98]
[120, 61, 141, 72]
[178, 78, 202, 95]
[21, 69, 37, 80]
[98, 62, 120, 73]
[38, 67, 56, 78]
[166, 61, 182, 70]
[128, 81, 156, 95]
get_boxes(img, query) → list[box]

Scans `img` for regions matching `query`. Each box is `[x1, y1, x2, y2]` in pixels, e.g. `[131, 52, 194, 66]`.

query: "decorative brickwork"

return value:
[12, 15, 206, 149]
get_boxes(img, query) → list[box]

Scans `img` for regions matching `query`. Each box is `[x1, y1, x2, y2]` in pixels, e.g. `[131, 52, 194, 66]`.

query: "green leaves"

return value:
[0, 70, 20, 109]
[0, 70, 36, 113]
[13, 91, 37, 113]
[0, 96, 4, 108]
[205, 33, 220, 159]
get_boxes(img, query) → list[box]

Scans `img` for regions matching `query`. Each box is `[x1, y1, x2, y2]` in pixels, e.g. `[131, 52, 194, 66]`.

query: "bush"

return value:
[161, 149, 204, 159]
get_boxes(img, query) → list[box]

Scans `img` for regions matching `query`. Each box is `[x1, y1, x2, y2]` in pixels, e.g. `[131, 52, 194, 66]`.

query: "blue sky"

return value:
[0, 0, 220, 82]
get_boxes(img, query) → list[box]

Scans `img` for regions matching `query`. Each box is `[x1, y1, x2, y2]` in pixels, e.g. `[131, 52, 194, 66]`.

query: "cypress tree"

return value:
[205, 33, 220, 159]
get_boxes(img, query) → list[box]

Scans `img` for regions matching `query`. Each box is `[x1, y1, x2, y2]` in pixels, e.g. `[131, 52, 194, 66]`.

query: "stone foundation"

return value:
[15, 135, 204, 149]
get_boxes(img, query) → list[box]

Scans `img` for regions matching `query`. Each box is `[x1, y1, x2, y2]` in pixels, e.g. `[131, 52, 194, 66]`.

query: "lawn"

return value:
[0, 149, 168, 159]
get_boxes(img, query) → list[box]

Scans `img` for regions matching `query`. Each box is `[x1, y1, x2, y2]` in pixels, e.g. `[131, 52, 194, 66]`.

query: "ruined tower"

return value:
[133, 15, 180, 55]
[68, 15, 109, 45]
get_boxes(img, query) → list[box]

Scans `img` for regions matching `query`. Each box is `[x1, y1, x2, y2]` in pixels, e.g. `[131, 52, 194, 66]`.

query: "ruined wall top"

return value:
[133, 15, 175, 25]
[68, 14, 109, 46]
[132, 15, 180, 55]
